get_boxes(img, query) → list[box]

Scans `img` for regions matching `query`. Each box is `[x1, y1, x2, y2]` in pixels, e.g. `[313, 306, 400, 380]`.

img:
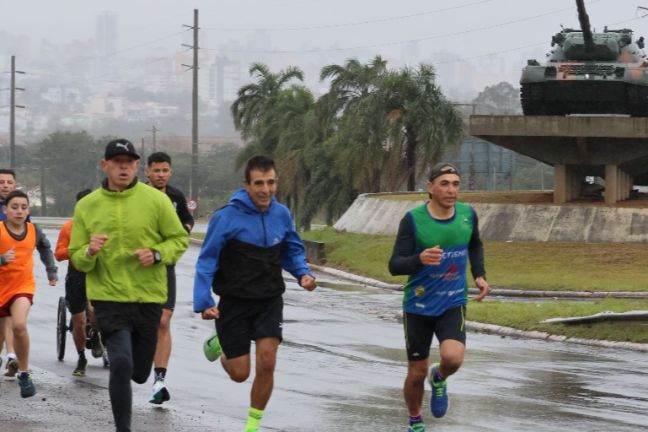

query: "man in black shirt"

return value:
[145, 152, 194, 404]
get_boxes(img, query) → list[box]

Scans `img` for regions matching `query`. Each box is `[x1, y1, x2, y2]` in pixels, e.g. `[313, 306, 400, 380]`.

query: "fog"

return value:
[1, 0, 648, 132]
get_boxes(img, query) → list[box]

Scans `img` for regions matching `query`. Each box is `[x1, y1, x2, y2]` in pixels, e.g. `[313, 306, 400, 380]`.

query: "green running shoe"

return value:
[203, 334, 222, 362]
[18, 372, 36, 398]
[407, 422, 427, 432]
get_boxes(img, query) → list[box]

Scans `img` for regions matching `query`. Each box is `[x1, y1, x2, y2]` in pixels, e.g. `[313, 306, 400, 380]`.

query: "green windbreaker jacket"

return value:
[69, 180, 189, 303]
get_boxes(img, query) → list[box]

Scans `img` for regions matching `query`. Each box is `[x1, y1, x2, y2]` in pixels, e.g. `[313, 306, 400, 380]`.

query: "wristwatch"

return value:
[152, 249, 162, 264]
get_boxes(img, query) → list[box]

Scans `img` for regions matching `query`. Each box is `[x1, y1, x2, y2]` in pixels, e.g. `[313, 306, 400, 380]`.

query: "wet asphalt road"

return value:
[1, 229, 647, 431]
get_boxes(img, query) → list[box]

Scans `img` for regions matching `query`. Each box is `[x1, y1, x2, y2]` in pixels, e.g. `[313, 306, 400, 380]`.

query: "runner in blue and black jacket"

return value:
[193, 155, 316, 432]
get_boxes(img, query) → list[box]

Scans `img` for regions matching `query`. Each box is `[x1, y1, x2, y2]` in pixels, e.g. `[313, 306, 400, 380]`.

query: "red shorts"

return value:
[0, 294, 34, 317]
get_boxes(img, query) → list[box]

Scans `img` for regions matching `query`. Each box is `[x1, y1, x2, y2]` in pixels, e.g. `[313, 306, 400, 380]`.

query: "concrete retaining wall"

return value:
[333, 193, 648, 243]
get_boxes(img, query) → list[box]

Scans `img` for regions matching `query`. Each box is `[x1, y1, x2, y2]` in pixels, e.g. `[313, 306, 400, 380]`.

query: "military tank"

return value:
[520, 0, 648, 116]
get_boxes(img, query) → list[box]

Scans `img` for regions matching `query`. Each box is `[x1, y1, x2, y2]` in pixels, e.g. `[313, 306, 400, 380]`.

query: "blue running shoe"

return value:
[407, 422, 427, 432]
[429, 363, 448, 418]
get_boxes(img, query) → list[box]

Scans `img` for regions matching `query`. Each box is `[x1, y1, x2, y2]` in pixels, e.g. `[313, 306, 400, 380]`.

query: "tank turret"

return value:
[520, 0, 648, 116]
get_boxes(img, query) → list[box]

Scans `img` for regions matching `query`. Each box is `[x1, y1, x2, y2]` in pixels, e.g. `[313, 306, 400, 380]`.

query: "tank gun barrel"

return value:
[576, 0, 594, 51]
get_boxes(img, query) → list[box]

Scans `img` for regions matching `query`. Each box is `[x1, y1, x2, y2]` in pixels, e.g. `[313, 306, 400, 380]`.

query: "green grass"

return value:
[485, 241, 648, 292]
[468, 299, 648, 343]
[300, 227, 407, 284]
[193, 227, 648, 342]
[302, 228, 648, 292]
[301, 228, 648, 343]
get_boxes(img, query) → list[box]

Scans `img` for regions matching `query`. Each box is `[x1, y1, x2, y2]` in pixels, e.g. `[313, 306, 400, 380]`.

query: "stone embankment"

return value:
[333, 193, 648, 243]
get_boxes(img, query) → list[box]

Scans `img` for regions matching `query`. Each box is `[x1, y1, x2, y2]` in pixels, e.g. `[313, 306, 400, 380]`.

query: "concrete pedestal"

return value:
[470, 115, 648, 204]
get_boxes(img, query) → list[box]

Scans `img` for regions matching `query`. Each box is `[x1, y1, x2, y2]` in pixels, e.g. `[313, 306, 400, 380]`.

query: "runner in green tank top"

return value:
[389, 163, 490, 432]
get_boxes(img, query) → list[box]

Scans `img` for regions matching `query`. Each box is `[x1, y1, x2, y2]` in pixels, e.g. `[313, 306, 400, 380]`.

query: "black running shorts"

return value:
[162, 265, 176, 310]
[404, 305, 466, 362]
[215, 296, 283, 359]
[65, 266, 87, 315]
[92, 301, 162, 345]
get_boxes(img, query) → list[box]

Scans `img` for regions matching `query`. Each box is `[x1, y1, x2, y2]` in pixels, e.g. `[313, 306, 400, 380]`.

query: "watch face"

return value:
[154, 251, 161, 261]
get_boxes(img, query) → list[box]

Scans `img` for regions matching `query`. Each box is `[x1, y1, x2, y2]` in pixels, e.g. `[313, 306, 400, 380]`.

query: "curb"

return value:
[191, 238, 648, 352]
[467, 321, 648, 352]
[308, 264, 403, 290]
[308, 264, 648, 299]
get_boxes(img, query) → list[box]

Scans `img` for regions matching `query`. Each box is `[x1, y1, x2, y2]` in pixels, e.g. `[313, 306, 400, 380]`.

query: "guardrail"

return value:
[31, 216, 68, 227]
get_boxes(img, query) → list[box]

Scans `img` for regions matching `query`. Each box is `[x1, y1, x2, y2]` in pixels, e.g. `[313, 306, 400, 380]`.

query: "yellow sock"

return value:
[244, 407, 263, 431]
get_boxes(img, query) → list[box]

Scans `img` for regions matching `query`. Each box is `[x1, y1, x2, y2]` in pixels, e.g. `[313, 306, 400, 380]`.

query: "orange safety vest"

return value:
[0, 222, 37, 307]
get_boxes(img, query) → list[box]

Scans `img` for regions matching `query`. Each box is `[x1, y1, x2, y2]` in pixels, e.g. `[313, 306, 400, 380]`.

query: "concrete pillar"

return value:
[554, 164, 568, 204]
[605, 164, 618, 204]
[554, 164, 584, 203]
[624, 172, 634, 200]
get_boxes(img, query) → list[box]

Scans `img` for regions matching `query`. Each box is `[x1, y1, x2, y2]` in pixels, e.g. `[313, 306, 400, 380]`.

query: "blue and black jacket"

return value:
[193, 188, 312, 312]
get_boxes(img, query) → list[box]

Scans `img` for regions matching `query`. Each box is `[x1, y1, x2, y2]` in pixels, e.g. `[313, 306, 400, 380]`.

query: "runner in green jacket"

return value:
[69, 138, 188, 432]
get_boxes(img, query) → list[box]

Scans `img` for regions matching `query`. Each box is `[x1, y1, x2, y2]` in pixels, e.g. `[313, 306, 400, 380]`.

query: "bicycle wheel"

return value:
[56, 296, 67, 361]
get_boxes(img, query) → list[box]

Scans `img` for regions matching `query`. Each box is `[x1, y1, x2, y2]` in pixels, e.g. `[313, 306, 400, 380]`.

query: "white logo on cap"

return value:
[115, 142, 130, 151]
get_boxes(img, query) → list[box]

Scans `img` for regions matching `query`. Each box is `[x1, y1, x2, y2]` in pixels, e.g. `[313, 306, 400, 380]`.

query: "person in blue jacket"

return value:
[193, 155, 316, 432]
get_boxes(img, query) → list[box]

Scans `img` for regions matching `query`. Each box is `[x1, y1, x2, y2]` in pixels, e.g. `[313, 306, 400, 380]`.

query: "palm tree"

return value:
[317, 56, 389, 194]
[380, 64, 463, 191]
[231, 63, 305, 160]
[318, 56, 387, 118]
[272, 86, 317, 224]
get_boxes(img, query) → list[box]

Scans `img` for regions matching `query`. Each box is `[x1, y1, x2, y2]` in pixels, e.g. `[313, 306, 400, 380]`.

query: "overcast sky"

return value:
[3, 0, 648, 95]
[4, 0, 648, 49]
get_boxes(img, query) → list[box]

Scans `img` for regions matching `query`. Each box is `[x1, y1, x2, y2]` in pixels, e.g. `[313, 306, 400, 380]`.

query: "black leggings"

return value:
[93, 302, 161, 432]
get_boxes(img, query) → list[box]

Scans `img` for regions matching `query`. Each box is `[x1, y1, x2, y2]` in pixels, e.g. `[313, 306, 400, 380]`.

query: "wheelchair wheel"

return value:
[56, 296, 67, 361]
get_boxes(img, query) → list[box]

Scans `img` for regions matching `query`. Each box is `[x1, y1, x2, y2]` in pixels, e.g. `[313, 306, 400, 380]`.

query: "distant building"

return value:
[96, 11, 118, 77]
[208, 56, 242, 106]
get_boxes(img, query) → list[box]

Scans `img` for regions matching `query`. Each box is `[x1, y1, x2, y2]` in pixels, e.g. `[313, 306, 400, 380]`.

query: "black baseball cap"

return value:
[428, 162, 460, 182]
[104, 138, 140, 160]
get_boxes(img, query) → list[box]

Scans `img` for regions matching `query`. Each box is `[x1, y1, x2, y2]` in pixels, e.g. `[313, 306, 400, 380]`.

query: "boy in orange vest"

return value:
[0, 190, 58, 397]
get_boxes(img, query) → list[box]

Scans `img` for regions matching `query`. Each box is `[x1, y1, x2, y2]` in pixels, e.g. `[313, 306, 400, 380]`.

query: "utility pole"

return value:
[145, 125, 158, 152]
[40, 159, 47, 215]
[9, 56, 26, 170]
[183, 9, 199, 206]
[139, 137, 146, 178]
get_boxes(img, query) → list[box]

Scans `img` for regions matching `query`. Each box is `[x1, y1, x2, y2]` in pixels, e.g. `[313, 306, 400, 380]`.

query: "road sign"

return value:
[187, 200, 198, 211]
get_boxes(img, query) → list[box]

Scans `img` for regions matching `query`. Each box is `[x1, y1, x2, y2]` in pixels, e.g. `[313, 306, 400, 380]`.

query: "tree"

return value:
[231, 63, 305, 159]
[318, 56, 388, 194]
[32, 131, 105, 216]
[381, 64, 464, 191]
[472, 81, 522, 114]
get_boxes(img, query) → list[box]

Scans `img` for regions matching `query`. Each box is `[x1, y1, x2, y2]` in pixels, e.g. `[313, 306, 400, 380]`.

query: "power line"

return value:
[203, 0, 495, 32]
[203, 1, 605, 54]
[14, 2, 648, 90]
[56, 29, 190, 69]
[436, 14, 646, 66]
